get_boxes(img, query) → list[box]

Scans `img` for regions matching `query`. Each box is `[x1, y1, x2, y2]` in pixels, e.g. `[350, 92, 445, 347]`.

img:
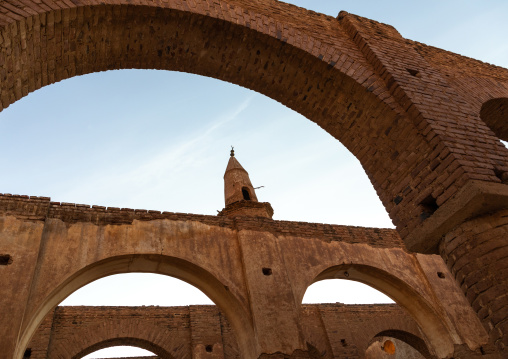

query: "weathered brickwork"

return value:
[411, 41, 508, 140]
[0, 1, 507, 358]
[26, 304, 427, 359]
[440, 209, 508, 352]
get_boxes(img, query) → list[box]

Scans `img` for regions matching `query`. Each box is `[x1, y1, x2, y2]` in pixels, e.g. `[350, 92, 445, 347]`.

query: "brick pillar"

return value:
[439, 209, 508, 352]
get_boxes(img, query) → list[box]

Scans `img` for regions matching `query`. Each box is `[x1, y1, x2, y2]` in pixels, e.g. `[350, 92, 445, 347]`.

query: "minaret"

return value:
[218, 148, 273, 219]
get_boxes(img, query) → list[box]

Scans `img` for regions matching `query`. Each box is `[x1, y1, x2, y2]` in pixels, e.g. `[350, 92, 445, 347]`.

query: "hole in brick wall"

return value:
[340, 339, 347, 347]
[382, 340, 396, 354]
[437, 272, 445, 279]
[406, 68, 421, 77]
[262, 267, 272, 276]
[23, 348, 32, 358]
[419, 195, 438, 221]
[494, 168, 507, 183]
[393, 196, 403, 205]
[0, 254, 12, 265]
[242, 187, 251, 200]
[206, 345, 213, 352]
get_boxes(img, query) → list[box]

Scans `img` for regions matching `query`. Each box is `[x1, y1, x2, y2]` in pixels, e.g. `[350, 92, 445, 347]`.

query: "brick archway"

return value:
[302, 264, 453, 357]
[71, 338, 172, 359]
[18, 254, 256, 359]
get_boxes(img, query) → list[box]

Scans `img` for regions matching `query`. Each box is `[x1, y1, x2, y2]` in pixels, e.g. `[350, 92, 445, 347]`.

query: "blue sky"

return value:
[1, 1, 507, 357]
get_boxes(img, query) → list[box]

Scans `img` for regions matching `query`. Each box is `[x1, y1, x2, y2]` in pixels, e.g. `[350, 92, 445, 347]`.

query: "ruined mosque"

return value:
[0, 0, 508, 358]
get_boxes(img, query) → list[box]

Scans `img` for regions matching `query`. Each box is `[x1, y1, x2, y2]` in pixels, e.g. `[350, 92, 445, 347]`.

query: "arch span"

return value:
[18, 254, 256, 359]
[72, 338, 171, 359]
[303, 264, 454, 358]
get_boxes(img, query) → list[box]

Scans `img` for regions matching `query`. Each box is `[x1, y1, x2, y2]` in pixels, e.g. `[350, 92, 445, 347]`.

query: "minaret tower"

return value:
[218, 148, 274, 218]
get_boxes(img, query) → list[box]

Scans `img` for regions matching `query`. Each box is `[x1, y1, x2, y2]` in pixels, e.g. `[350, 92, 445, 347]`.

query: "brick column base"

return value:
[440, 209, 508, 353]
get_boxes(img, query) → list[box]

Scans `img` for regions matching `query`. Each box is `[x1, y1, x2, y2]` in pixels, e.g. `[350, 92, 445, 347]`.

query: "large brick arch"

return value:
[2, 0, 508, 244]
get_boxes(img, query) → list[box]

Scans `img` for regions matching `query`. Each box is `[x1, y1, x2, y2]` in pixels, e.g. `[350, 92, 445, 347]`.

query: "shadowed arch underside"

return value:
[373, 330, 434, 358]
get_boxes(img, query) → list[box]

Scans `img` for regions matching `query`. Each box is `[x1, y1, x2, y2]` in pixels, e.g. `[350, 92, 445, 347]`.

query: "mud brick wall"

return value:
[27, 304, 424, 359]
[0, 194, 405, 248]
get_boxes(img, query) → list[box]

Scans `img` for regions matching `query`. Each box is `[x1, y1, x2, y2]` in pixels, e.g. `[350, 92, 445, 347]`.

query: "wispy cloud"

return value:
[58, 97, 254, 207]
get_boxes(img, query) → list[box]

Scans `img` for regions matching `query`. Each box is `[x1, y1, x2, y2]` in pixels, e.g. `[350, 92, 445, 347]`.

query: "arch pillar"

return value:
[439, 209, 508, 353]
[338, 14, 508, 357]
[235, 230, 308, 356]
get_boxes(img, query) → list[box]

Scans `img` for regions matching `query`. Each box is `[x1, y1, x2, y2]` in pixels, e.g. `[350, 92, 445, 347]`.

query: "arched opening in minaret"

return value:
[242, 187, 251, 200]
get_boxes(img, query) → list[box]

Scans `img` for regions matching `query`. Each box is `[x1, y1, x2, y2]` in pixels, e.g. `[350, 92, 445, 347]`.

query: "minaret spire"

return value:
[218, 149, 273, 219]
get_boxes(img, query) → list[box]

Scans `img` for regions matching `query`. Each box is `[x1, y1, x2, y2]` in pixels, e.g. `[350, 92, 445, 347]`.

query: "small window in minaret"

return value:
[242, 187, 251, 200]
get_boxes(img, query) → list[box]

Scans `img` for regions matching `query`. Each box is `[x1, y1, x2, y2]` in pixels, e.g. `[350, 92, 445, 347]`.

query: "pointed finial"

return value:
[230, 146, 235, 157]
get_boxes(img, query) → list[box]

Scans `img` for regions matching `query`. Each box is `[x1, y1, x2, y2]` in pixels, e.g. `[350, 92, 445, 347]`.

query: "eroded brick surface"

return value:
[440, 209, 508, 352]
